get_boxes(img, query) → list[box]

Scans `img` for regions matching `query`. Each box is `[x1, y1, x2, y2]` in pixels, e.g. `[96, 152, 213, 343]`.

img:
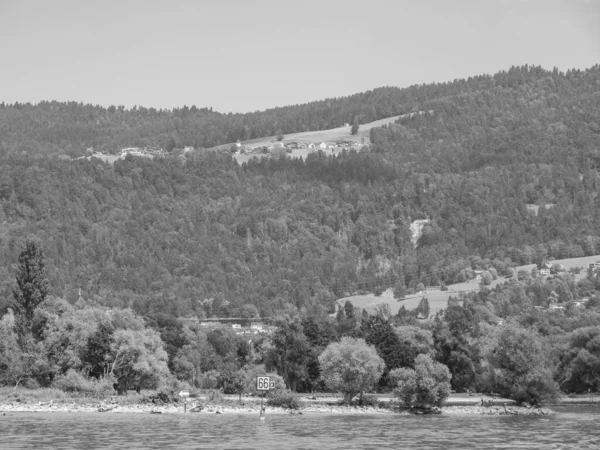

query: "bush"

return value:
[266, 390, 301, 410]
[205, 389, 223, 403]
[391, 354, 452, 408]
[52, 370, 115, 398]
[151, 378, 193, 403]
[243, 366, 286, 397]
[357, 393, 379, 407]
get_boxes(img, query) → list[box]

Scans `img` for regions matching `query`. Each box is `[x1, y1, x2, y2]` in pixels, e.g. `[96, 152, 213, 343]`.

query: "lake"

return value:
[1, 406, 599, 449]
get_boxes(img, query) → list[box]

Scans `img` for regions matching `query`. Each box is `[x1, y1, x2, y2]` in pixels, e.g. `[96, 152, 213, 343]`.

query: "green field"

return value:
[336, 254, 600, 318]
[513, 254, 600, 283]
[336, 276, 507, 318]
[225, 114, 412, 164]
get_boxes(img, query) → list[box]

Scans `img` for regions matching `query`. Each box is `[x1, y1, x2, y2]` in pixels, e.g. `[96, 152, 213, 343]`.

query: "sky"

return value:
[0, 0, 598, 113]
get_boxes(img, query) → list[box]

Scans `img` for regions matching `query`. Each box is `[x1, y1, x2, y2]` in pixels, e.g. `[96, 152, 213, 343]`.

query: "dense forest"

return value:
[2, 64, 600, 401]
[0, 65, 599, 319]
[2, 64, 598, 157]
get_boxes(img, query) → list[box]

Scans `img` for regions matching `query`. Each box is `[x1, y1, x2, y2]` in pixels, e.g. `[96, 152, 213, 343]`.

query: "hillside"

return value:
[0, 64, 600, 321]
[230, 114, 407, 164]
[0, 87, 427, 157]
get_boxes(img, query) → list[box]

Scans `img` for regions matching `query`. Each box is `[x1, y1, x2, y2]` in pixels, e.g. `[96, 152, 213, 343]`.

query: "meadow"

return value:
[336, 254, 600, 317]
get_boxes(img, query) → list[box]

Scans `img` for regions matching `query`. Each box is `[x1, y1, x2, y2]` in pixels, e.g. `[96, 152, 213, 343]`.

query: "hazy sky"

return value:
[1, 0, 598, 113]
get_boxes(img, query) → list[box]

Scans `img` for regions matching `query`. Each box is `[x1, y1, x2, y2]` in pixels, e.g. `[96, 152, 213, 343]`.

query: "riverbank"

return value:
[0, 397, 557, 416]
[2, 389, 591, 416]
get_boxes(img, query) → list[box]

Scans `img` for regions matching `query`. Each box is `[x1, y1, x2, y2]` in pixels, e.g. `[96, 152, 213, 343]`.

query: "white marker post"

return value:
[179, 390, 190, 415]
[256, 376, 272, 419]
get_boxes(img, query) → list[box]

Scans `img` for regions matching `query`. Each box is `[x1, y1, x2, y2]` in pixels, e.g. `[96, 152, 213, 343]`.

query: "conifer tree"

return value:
[12, 239, 48, 335]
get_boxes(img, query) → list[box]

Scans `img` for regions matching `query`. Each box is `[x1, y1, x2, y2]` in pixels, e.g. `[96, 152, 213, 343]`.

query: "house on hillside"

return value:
[307, 143, 315, 149]
[549, 304, 566, 312]
[318, 142, 327, 150]
[540, 268, 551, 276]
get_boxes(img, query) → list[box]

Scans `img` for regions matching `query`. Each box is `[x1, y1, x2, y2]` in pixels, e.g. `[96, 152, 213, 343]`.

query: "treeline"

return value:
[3, 240, 600, 406]
[1, 150, 600, 319]
[1, 65, 598, 157]
[0, 64, 599, 327]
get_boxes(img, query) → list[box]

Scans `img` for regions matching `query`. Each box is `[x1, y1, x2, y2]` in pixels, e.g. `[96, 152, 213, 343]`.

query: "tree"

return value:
[416, 297, 430, 318]
[351, 117, 359, 135]
[318, 337, 384, 402]
[110, 328, 170, 394]
[83, 322, 114, 379]
[395, 326, 434, 365]
[301, 316, 337, 390]
[361, 315, 404, 387]
[484, 323, 560, 404]
[0, 310, 40, 387]
[266, 318, 311, 391]
[219, 369, 246, 400]
[390, 354, 452, 408]
[393, 280, 406, 299]
[12, 239, 49, 335]
[479, 271, 493, 286]
[556, 326, 600, 393]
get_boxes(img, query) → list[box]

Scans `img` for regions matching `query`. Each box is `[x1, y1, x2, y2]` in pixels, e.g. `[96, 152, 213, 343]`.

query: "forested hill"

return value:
[1, 64, 600, 319]
[0, 86, 420, 156]
[2, 64, 597, 156]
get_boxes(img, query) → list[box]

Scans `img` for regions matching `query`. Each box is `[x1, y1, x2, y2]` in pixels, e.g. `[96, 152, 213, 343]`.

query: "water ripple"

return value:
[1, 406, 599, 449]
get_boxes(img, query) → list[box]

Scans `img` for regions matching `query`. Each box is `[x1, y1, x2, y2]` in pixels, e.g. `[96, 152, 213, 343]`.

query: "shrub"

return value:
[205, 389, 223, 403]
[52, 370, 115, 398]
[151, 378, 194, 403]
[357, 393, 379, 407]
[266, 390, 300, 410]
[391, 354, 452, 408]
[318, 337, 384, 402]
[243, 366, 286, 397]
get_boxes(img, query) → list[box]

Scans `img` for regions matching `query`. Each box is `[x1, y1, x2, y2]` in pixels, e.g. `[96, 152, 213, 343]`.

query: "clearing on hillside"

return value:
[213, 113, 428, 163]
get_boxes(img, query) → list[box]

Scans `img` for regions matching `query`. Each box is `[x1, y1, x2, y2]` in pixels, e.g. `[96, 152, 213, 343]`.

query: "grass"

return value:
[514, 254, 600, 283]
[0, 387, 69, 404]
[336, 276, 507, 317]
[235, 115, 403, 148]
[0, 387, 150, 406]
[338, 253, 600, 318]
[219, 114, 420, 165]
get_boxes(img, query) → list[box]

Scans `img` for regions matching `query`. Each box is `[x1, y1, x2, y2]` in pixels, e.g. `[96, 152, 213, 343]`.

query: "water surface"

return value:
[1, 405, 599, 449]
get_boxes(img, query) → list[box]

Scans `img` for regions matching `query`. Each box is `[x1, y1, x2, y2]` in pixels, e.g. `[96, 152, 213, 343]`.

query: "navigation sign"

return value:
[179, 390, 190, 398]
[256, 376, 271, 391]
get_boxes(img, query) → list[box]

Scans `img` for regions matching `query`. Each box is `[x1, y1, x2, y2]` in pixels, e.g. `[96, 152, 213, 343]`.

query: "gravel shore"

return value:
[0, 399, 555, 416]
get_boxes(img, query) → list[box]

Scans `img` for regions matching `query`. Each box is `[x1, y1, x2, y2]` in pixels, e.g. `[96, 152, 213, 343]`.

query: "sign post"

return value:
[179, 390, 190, 415]
[256, 376, 272, 419]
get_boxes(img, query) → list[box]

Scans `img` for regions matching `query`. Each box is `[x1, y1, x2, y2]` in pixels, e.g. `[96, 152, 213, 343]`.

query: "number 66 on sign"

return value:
[256, 376, 275, 391]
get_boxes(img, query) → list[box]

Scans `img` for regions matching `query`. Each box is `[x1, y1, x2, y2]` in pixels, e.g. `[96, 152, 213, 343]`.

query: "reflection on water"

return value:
[1, 406, 600, 449]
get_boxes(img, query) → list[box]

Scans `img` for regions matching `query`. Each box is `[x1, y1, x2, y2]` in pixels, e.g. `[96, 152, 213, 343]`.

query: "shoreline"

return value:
[0, 400, 559, 416]
[1, 392, 595, 417]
